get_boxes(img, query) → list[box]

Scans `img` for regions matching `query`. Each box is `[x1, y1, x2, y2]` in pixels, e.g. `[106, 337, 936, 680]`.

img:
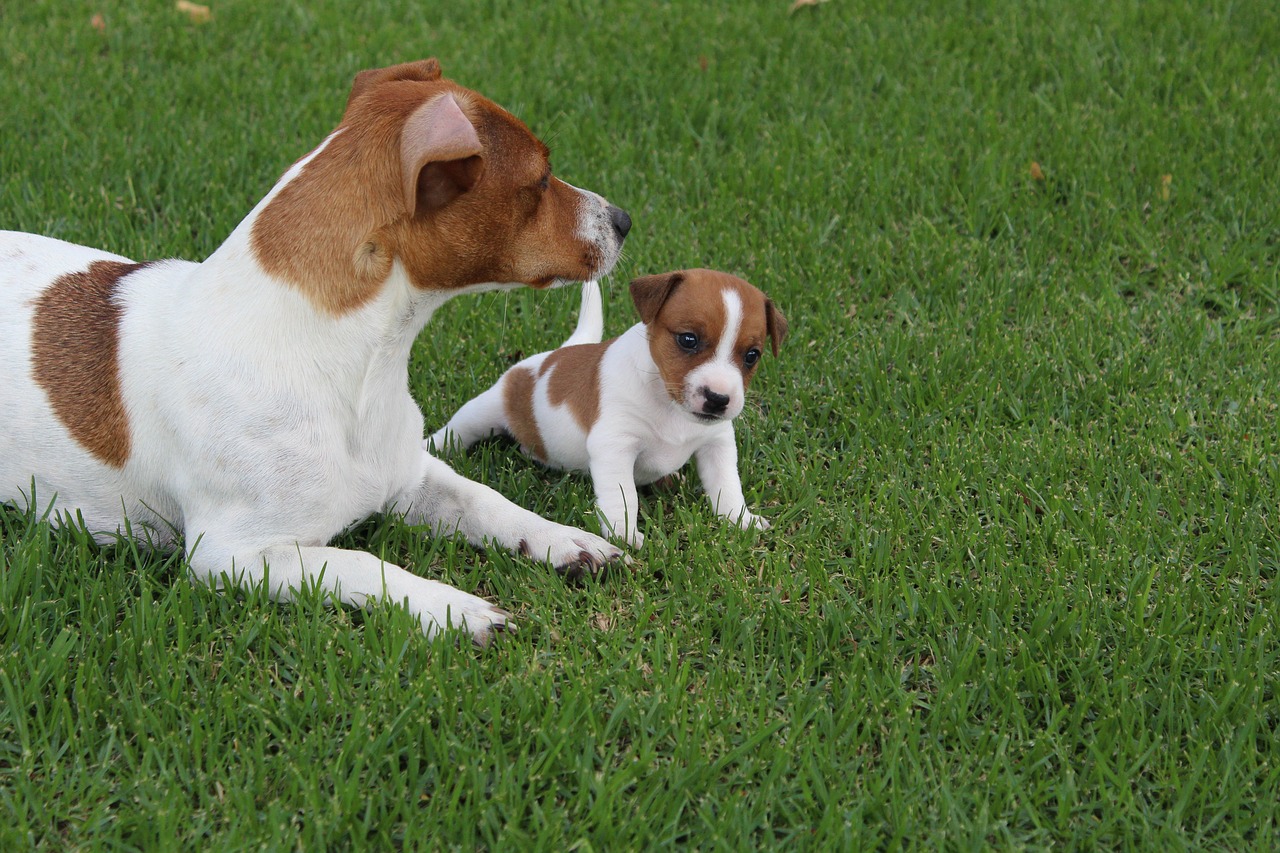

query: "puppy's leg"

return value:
[186, 538, 509, 644]
[695, 433, 770, 531]
[588, 453, 645, 549]
[398, 451, 622, 577]
[428, 383, 509, 454]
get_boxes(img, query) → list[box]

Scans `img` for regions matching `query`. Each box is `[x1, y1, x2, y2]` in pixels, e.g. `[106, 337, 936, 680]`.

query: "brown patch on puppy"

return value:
[634, 270, 727, 404]
[502, 366, 547, 461]
[32, 260, 146, 468]
[764, 299, 788, 356]
[722, 277, 788, 376]
[542, 341, 609, 432]
[251, 59, 610, 315]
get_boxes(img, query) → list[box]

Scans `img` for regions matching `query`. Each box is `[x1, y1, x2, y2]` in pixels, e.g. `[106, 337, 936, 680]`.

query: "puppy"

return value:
[430, 269, 787, 548]
[0, 59, 633, 644]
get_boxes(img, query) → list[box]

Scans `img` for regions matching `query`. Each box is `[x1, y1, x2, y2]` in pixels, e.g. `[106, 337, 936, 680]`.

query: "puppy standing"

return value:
[431, 269, 787, 548]
[0, 59, 632, 643]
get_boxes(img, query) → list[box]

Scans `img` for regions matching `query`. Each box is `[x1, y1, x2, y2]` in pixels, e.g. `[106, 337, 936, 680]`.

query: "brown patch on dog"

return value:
[32, 260, 146, 468]
[250, 59, 610, 315]
[633, 269, 788, 404]
[502, 366, 547, 461]
[542, 341, 609, 432]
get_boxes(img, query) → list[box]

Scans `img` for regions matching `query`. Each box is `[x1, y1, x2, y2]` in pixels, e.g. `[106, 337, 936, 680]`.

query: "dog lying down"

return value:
[431, 269, 788, 549]
[0, 59, 634, 644]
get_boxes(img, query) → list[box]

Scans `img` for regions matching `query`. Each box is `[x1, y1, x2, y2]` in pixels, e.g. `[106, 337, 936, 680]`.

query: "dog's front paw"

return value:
[409, 580, 513, 647]
[519, 524, 623, 581]
[739, 512, 771, 532]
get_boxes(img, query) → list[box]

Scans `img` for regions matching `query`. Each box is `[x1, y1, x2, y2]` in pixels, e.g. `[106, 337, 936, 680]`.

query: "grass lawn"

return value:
[3, 0, 1279, 848]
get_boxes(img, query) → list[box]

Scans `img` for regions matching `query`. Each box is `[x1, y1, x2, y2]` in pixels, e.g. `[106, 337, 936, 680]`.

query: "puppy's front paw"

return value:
[426, 429, 453, 455]
[739, 512, 771, 532]
[518, 525, 623, 581]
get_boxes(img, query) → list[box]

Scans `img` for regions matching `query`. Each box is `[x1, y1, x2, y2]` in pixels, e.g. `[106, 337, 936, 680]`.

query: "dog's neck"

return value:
[176, 132, 455, 402]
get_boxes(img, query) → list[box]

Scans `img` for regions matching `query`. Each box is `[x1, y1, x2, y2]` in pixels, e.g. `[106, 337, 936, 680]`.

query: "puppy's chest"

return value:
[600, 409, 721, 486]
[631, 439, 703, 486]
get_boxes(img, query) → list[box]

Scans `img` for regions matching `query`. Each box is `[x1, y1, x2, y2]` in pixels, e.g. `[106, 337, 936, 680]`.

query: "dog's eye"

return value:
[744, 347, 761, 367]
[676, 332, 700, 352]
[538, 171, 550, 191]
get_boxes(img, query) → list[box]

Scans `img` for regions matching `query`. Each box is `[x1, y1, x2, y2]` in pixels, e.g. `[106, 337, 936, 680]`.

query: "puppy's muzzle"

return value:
[701, 389, 731, 417]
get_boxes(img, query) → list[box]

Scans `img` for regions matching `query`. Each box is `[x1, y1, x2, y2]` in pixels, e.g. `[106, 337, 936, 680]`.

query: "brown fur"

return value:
[542, 341, 609, 432]
[32, 260, 146, 468]
[503, 366, 547, 461]
[251, 59, 605, 315]
[632, 269, 788, 405]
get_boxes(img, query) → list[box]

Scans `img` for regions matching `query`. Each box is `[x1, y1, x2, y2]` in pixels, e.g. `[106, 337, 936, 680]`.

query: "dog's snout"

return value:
[608, 206, 632, 241]
[702, 389, 730, 414]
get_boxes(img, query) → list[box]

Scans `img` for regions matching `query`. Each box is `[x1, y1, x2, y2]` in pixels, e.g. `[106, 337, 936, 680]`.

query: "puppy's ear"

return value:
[765, 299, 789, 357]
[347, 58, 444, 109]
[401, 93, 485, 215]
[630, 272, 686, 324]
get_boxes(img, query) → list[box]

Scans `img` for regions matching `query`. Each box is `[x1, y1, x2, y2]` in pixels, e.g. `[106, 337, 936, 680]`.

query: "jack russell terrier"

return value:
[430, 269, 788, 549]
[0, 59, 633, 644]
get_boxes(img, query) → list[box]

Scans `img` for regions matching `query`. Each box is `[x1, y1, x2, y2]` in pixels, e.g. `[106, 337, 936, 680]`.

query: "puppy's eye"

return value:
[538, 170, 551, 191]
[744, 348, 761, 367]
[676, 332, 700, 352]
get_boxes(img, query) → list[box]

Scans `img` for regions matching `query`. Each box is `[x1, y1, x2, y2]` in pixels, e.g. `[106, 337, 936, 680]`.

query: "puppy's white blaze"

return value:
[715, 290, 744, 365]
[680, 289, 748, 420]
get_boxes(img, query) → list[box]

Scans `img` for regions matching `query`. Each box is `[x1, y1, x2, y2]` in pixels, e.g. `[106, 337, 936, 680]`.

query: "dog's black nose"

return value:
[703, 389, 730, 414]
[608, 206, 631, 241]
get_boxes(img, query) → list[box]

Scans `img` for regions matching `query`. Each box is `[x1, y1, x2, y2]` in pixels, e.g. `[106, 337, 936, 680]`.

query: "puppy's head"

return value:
[630, 269, 787, 423]
[251, 59, 630, 314]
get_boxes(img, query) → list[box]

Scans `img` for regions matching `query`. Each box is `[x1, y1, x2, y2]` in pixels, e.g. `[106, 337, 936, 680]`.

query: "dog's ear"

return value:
[401, 92, 485, 216]
[630, 272, 686, 324]
[765, 299, 789, 357]
[347, 59, 444, 108]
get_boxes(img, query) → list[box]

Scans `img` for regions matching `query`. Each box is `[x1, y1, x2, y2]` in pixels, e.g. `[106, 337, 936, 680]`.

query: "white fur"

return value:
[0, 132, 626, 644]
[430, 283, 769, 549]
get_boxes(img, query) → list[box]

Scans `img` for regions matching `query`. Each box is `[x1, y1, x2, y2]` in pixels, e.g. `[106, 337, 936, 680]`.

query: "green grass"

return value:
[3, 0, 1279, 848]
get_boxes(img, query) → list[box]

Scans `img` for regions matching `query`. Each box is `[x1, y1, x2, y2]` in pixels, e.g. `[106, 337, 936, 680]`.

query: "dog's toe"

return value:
[518, 525, 622, 577]
[554, 540, 624, 582]
[471, 607, 515, 648]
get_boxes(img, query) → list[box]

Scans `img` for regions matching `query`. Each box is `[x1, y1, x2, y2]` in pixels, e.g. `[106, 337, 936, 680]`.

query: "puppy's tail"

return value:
[561, 279, 604, 347]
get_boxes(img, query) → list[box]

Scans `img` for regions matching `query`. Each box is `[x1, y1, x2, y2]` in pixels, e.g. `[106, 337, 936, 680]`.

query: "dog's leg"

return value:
[588, 453, 645, 549]
[428, 383, 509, 454]
[399, 451, 622, 577]
[695, 434, 770, 531]
[186, 541, 509, 644]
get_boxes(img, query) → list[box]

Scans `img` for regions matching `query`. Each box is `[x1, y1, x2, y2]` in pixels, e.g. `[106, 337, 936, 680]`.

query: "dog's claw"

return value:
[517, 524, 622, 581]
[553, 542, 624, 583]
[471, 608, 515, 648]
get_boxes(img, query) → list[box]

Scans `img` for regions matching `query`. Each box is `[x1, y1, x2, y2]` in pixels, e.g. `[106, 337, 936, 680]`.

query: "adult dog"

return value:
[0, 59, 631, 643]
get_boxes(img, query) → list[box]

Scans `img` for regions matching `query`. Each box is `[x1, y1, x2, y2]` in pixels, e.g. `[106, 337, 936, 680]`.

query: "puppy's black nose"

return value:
[703, 389, 730, 414]
[608, 205, 631, 241]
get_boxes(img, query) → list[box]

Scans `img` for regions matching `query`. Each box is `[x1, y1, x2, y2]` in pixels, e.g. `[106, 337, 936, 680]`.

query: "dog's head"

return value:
[630, 269, 787, 423]
[250, 59, 630, 314]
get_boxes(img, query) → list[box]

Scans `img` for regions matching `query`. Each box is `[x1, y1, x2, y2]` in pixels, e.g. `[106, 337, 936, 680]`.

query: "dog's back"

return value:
[0, 231, 190, 539]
